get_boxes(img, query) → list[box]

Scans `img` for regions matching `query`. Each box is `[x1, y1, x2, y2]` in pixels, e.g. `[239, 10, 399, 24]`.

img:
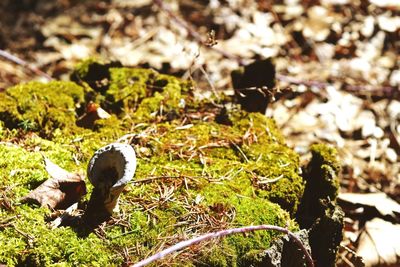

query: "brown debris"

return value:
[21, 156, 86, 210]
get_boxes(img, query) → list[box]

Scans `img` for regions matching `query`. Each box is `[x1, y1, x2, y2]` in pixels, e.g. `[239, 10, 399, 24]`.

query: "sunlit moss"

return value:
[305, 144, 340, 202]
[0, 60, 308, 266]
[0, 81, 85, 137]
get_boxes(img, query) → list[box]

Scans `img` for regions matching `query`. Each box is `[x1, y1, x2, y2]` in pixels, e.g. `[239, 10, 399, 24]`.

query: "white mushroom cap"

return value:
[87, 143, 136, 189]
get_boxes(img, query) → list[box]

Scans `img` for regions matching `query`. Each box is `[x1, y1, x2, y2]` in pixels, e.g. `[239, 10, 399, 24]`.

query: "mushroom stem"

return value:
[82, 143, 136, 226]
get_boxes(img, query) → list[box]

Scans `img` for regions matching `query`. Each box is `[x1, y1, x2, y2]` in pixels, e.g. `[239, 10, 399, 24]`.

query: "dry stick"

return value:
[49, 202, 79, 229]
[133, 175, 211, 184]
[198, 64, 220, 101]
[131, 224, 314, 267]
[279, 71, 400, 98]
[0, 49, 53, 81]
[344, 84, 400, 99]
[276, 73, 327, 89]
[277, 73, 400, 98]
[230, 141, 249, 163]
[257, 174, 284, 184]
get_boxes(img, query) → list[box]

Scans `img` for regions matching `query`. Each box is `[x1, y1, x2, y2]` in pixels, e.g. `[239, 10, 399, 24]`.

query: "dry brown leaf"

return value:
[302, 6, 333, 42]
[339, 192, 400, 217]
[357, 218, 400, 267]
[21, 157, 86, 210]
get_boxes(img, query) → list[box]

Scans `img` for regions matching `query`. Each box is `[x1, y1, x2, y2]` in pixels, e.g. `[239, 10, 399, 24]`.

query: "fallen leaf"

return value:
[357, 218, 400, 267]
[369, 0, 400, 8]
[385, 148, 397, 163]
[302, 6, 333, 42]
[76, 102, 111, 129]
[112, 0, 152, 8]
[43, 156, 78, 180]
[377, 13, 400, 32]
[338, 192, 400, 217]
[21, 156, 86, 210]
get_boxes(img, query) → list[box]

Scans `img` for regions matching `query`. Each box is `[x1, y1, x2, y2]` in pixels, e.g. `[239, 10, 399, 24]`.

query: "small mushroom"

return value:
[83, 143, 136, 225]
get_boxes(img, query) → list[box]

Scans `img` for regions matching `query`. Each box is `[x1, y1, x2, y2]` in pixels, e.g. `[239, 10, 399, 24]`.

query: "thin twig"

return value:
[276, 73, 400, 98]
[257, 174, 284, 184]
[344, 83, 400, 99]
[116, 133, 138, 144]
[131, 224, 314, 267]
[133, 175, 211, 184]
[0, 49, 53, 81]
[152, 0, 245, 65]
[49, 202, 78, 229]
[276, 73, 327, 89]
[13, 224, 35, 242]
[198, 65, 220, 100]
[230, 141, 249, 163]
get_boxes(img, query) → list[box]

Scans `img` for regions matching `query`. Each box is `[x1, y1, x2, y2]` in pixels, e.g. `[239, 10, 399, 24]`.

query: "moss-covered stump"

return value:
[0, 60, 340, 266]
[296, 144, 344, 267]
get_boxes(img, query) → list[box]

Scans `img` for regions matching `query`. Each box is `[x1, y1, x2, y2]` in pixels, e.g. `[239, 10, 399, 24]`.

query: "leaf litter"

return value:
[21, 155, 86, 210]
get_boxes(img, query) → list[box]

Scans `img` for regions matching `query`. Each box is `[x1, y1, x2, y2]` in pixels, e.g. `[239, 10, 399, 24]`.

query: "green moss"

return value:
[197, 240, 237, 267]
[108, 69, 191, 121]
[73, 57, 101, 79]
[296, 143, 343, 267]
[0, 81, 85, 136]
[307, 144, 340, 202]
[0, 61, 311, 266]
[296, 143, 341, 223]
[308, 203, 344, 267]
[0, 206, 115, 266]
[107, 67, 154, 110]
[73, 59, 193, 122]
[310, 144, 340, 172]
[0, 145, 46, 197]
[232, 112, 284, 144]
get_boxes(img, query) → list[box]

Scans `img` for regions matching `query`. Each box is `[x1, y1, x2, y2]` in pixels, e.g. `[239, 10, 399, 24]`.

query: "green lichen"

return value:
[0, 60, 315, 266]
[241, 229, 311, 267]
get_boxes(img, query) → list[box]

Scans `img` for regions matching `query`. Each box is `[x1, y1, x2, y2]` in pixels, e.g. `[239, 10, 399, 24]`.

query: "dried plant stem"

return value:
[131, 224, 314, 267]
[276, 73, 327, 89]
[0, 49, 52, 81]
[152, 0, 245, 65]
[133, 175, 211, 184]
[49, 202, 78, 229]
[277, 73, 400, 98]
[198, 64, 220, 100]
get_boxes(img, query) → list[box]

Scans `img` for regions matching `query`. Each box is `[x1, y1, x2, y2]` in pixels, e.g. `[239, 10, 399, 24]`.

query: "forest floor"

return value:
[0, 0, 399, 266]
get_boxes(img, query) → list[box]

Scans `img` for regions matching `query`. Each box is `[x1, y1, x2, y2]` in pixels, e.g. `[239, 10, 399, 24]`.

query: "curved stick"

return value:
[0, 49, 53, 80]
[131, 224, 314, 267]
